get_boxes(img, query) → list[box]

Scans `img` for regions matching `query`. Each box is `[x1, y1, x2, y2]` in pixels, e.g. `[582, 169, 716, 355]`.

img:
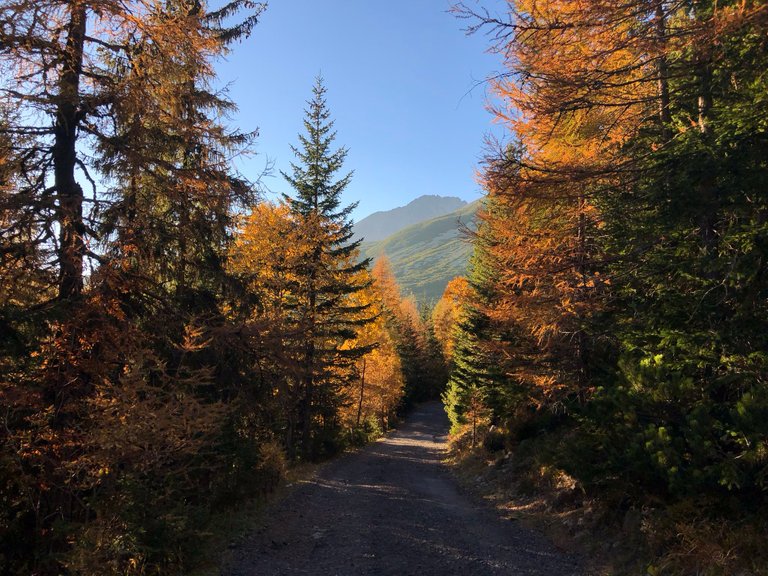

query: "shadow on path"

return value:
[223, 402, 583, 576]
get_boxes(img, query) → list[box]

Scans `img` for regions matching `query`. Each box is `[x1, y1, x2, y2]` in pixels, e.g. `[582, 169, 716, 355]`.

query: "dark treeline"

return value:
[439, 1, 768, 572]
[0, 3, 444, 574]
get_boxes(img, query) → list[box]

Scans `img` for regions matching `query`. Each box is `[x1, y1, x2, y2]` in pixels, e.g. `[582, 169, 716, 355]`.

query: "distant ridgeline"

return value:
[355, 196, 479, 305]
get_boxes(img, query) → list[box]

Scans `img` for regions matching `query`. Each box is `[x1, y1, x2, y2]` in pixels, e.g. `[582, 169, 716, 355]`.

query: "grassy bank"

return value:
[447, 428, 768, 576]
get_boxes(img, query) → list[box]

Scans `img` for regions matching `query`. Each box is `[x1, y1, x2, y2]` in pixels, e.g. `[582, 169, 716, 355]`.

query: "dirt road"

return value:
[223, 402, 583, 575]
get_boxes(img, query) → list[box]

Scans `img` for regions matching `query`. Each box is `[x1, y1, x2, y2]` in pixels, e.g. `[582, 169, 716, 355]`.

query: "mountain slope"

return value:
[354, 195, 466, 242]
[360, 201, 479, 304]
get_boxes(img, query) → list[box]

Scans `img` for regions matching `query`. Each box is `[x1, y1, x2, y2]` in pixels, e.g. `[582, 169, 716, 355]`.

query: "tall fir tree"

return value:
[443, 199, 513, 432]
[0, 1, 267, 572]
[281, 77, 373, 459]
[589, 0, 768, 498]
[458, 0, 768, 525]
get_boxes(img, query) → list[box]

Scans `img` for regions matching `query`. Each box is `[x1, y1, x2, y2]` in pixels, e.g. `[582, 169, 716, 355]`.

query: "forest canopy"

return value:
[440, 0, 768, 572]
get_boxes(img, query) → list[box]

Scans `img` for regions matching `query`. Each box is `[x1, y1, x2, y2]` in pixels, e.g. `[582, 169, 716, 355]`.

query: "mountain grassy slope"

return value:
[353, 195, 466, 242]
[360, 201, 479, 304]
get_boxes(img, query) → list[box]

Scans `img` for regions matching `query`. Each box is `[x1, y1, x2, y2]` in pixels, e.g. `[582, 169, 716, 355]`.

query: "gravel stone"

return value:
[223, 402, 584, 576]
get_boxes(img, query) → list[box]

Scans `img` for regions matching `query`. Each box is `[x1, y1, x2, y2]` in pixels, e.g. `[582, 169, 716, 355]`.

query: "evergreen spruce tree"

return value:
[281, 77, 372, 459]
[443, 219, 510, 433]
[588, 5, 768, 496]
[393, 315, 423, 409]
[0, 0, 267, 570]
[420, 316, 450, 401]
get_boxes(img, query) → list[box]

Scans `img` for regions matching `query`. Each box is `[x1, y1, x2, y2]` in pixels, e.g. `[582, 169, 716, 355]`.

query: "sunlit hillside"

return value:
[359, 201, 478, 304]
[353, 195, 467, 243]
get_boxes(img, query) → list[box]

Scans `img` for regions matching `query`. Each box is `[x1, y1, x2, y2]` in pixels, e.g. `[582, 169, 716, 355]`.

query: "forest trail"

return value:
[223, 402, 583, 576]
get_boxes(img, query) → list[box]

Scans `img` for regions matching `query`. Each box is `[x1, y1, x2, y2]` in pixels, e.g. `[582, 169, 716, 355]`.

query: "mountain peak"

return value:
[359, 200, 480, 304]
[405, 194, 464, 209]
[354, 195, 467, 242]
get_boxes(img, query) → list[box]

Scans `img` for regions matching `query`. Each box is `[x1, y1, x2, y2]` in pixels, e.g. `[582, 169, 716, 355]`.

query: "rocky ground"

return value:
[222, 402, 585, 576]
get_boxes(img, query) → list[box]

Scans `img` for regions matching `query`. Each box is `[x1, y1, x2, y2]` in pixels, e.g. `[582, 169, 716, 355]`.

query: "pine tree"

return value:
[0, 1, 266, 571]
[0, 0, 263, 303]
[368, 257, 447, 407]
[442, 220, 510, 433]
[281, 77, 373, 459]
[340, 271, 404, 435]
[459, 0, 768, 510]
[591, 0, 768, 498]
[432, 276, 471, 362]
[420, 314, 450, 401]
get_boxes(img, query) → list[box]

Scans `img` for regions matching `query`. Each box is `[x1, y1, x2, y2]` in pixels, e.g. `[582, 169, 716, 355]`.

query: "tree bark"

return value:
[300, 341, 315, 459]
[300, 266, 318, 459]
[356, 358, 366, 428]
[695, 41, 717, 253]
[54, 2, 87, 300]
[575, 193, 588, 396]
[655, 1, 672, 141]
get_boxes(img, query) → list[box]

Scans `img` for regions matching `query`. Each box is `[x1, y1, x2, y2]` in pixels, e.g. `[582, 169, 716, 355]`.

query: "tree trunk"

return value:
[286, 415, 296, 461]
[300, 341, 315, 459]
[54, 2, 87, 300]
[355, 358, 366, 428]
[575, 193, 588, 396]
[655, 1, 672, 141]
[300, 275, 317, 459]
[695, 48, 717, 254]
[697, 61, 713, 138]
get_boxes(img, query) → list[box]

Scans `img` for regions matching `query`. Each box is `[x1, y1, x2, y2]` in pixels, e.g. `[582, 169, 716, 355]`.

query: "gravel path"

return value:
[223, 402, 583, 575]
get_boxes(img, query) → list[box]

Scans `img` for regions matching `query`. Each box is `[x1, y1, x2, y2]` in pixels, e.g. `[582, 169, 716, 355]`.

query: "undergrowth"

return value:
[448, 423, 768, 576]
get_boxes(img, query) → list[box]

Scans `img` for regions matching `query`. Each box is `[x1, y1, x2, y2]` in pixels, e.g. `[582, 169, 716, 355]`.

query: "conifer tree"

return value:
[281, 77, 372, 459]
[432, 276, 471, 362]
[340, 271, 405, 434]
[420, 315, 450, 400]
[591, 1, 768, 497]
[442, 215, 511, 432]
[459, 0, 768, 512]
[0, 1, 266, 571]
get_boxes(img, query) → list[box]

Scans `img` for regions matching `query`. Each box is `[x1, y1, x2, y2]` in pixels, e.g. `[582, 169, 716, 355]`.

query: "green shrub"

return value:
[482, 428, 507, 453]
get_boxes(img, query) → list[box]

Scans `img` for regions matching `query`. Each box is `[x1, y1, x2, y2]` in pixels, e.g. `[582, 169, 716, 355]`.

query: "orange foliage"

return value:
[370, 255, 403, 315]
[471, 0, 765, 407]
[432, 276, 471, 361]
[339, 274, 404, 429]
[231, 203, 402, 438]
[497, 0, 653, 154]
[463, 0, 680, 407]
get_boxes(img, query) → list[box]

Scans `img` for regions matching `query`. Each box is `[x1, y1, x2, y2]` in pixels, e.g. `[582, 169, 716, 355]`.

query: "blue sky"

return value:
[215, 0, 506, 221]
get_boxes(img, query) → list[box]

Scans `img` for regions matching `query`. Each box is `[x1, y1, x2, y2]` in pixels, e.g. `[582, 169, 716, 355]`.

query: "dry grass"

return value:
[446, 427, 768, 576]
[643, 506, 768, 576]
[187, 458, 320, 576]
